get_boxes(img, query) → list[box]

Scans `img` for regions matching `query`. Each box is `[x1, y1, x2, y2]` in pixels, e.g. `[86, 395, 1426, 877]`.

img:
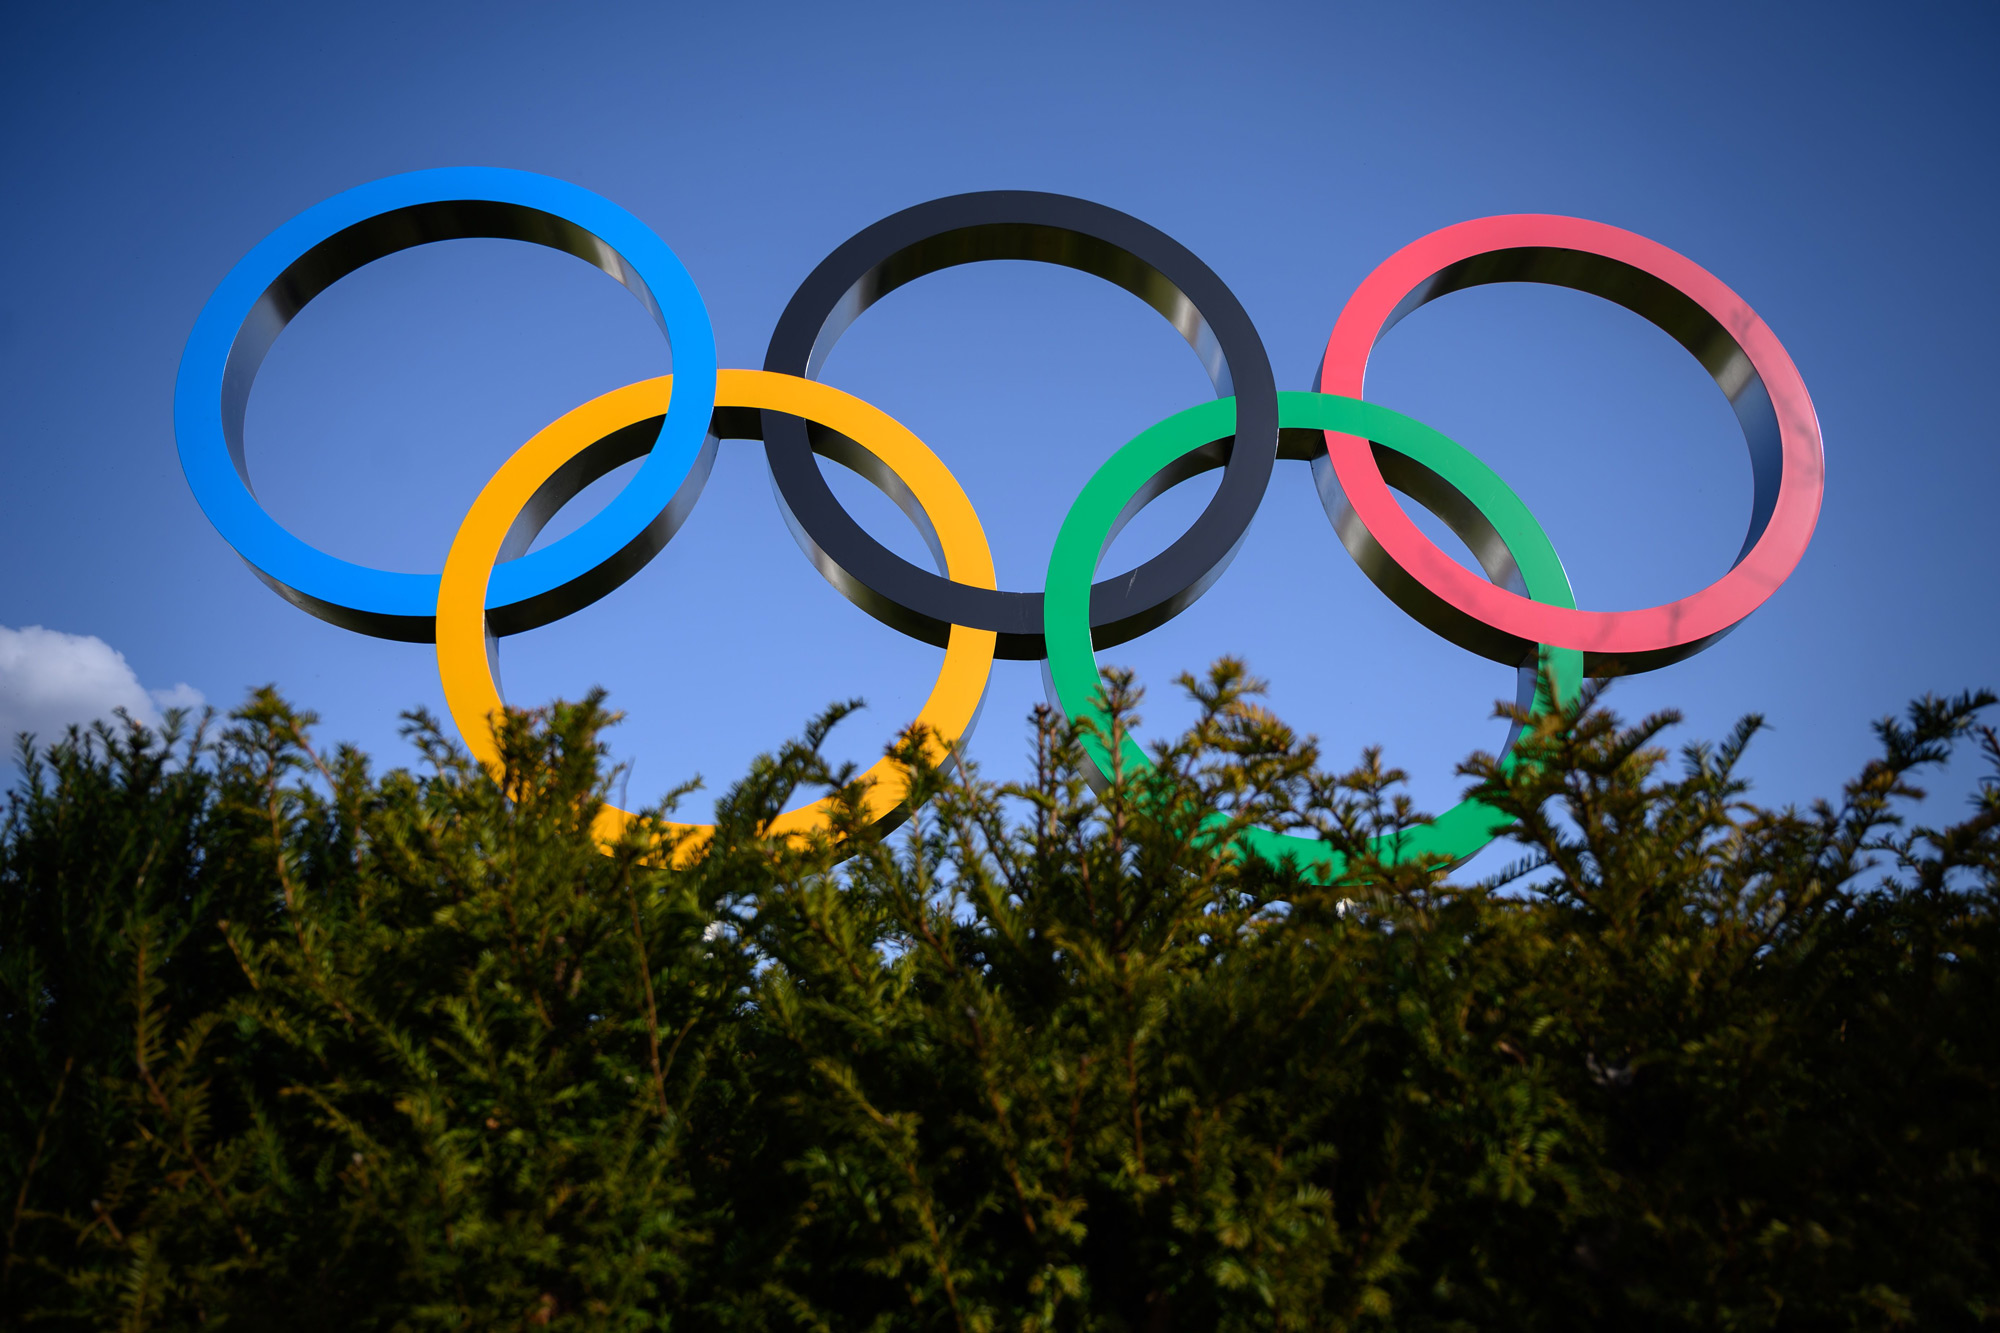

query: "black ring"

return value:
[761, 191, 1280, 660]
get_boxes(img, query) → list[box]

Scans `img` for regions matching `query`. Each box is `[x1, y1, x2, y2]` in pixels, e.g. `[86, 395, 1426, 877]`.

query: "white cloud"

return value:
[0, 625, 206, 748]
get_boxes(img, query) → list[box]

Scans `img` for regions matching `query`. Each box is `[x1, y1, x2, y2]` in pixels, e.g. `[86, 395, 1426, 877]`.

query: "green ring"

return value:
[1041, 391, 1582, 878]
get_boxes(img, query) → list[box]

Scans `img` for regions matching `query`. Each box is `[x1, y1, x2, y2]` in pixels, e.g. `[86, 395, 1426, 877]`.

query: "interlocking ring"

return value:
[176, 175, 1824, 864]
[173, 167, 719, 641]
[761, 191, 1281, 660]
[1044, 391, 1582, 876]
[437, 370, 996, 860]
[1316, 214, 1824, 676]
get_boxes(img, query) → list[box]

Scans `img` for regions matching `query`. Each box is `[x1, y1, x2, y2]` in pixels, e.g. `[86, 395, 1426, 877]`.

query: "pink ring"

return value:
[1316, 214, 1824, 676]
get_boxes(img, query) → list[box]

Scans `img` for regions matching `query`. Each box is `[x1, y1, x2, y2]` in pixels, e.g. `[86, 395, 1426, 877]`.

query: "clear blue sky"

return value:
[3, 0, 1994, 859]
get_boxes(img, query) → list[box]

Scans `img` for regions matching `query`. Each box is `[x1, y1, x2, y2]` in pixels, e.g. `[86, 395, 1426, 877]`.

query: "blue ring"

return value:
[173, 167, 718, 642]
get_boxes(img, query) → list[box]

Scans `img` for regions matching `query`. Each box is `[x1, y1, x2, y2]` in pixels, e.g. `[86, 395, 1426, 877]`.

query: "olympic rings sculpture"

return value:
[176, 168, 1823, 871]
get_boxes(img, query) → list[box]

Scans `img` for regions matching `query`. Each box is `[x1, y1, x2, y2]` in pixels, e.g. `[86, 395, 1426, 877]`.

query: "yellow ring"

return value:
[437, 368, 998, 861]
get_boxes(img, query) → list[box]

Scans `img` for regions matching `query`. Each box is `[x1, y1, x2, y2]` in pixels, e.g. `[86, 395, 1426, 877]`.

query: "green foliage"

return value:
[2, 666, 1995, 1330]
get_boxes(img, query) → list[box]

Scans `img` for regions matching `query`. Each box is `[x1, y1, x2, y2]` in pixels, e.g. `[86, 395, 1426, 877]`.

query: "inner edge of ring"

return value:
[495, 399, 963, 643]
[1086, 419, 1551, 759]
[222, 200, 660, 487]
[805, 223, 1234, 398]
[1366, 245, 1782, 569]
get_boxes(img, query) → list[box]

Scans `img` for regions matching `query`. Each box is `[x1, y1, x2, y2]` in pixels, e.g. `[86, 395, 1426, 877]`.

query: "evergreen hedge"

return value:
[2, 665, 1995, 1329]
